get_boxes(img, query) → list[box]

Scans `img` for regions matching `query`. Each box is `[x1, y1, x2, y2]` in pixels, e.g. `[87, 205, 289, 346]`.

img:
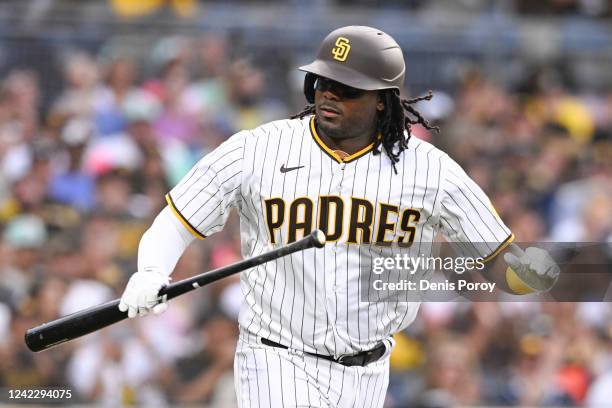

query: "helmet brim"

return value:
[298, 60, 399, 91]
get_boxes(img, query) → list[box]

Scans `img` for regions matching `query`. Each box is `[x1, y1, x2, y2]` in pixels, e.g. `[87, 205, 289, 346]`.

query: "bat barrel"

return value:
[25, 300, 123, 352]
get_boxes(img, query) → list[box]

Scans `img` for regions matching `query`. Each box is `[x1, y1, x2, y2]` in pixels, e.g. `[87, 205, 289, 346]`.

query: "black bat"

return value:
[25, 230, 326, 352]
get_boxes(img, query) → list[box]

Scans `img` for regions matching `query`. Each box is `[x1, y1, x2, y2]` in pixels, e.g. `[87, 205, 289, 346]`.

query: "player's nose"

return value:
[322, 88, 341, 101]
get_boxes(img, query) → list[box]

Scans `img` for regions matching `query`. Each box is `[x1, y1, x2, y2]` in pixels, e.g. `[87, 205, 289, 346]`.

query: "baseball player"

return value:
[119, 26, 559, 407]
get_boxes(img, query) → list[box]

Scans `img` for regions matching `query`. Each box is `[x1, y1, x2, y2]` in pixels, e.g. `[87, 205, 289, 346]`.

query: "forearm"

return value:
[138, 206, 196, 276]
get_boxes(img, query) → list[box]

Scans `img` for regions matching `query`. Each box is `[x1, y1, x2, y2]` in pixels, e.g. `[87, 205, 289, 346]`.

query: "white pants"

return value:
[234, 337, 390, 408]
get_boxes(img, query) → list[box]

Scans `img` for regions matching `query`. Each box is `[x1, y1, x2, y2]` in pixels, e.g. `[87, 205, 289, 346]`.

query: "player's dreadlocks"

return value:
[291, 90, 440, 174]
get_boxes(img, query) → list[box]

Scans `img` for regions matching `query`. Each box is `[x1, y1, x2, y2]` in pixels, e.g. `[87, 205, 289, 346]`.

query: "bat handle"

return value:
[158, 229, 326, 300]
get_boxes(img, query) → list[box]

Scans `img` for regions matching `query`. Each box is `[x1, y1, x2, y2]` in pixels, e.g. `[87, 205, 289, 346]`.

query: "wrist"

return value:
[142, 266, 170, 277]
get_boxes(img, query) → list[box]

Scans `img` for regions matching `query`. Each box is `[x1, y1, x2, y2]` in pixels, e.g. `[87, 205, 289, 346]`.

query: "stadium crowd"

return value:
[0, 30, 610, 407]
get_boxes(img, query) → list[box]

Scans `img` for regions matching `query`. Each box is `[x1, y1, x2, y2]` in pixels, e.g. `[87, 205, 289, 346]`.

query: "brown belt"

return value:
[261, 337, 387, 367]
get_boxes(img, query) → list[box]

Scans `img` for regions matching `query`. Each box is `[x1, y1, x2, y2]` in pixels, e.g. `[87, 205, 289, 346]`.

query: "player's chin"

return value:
[317, 119, 344, 138]
[317, 114, 343, 131]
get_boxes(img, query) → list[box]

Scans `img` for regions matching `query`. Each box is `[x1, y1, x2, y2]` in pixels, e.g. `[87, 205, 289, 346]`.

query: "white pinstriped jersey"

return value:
[166, 115, 513, 357]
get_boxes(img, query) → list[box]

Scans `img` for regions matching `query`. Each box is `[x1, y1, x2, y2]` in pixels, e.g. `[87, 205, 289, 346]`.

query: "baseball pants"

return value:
[234, 336, 390, 408]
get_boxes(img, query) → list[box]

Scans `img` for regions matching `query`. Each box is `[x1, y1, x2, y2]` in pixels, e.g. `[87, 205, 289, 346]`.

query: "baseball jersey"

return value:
[165, 116, 513, 357]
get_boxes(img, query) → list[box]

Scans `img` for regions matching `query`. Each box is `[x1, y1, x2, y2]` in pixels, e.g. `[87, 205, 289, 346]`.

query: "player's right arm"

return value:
[119, 131, 248, 318]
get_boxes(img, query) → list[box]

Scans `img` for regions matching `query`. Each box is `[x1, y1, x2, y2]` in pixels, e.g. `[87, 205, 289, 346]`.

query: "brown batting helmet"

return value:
[299, 26, 406, 103]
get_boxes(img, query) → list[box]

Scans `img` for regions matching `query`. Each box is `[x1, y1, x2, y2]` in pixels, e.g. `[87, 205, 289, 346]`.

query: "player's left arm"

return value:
[438, 155, 559, 295]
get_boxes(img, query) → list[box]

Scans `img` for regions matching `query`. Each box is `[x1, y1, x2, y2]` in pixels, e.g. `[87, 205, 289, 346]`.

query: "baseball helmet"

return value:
[299, 26, 406, 103]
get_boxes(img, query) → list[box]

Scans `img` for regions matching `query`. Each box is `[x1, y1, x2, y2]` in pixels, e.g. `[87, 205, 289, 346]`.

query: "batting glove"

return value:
[503, 244, 560, 293]
[118, 270, 170, 318]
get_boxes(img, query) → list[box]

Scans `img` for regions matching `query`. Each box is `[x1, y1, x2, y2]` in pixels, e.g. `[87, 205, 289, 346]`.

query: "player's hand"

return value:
[118, 270, 170, 318]
[503, 244, 560, 293]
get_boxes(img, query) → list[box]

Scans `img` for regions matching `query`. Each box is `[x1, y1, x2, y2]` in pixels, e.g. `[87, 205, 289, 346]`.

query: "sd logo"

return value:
[331, 37, 351, 62]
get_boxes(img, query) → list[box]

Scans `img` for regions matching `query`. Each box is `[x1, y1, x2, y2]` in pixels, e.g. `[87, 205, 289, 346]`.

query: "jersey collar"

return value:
[309, 116, 377, 164]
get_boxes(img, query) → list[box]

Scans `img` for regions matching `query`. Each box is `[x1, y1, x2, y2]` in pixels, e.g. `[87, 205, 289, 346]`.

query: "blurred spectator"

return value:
[93, 56, 140, 137]
[417, 335, 481, 407]
[51, 52, 104, 122]
[0, 70, 43, 188]
[151, 57, 200, 146]
[67, 325, 169, 406]
[0, 314, 59, 389]
[185, 58, 288, 140]
[47, 118, 96, 212]
[173, 310, 238, 407]
[0, 214, 47, 306]
[193, 33, 230, 80]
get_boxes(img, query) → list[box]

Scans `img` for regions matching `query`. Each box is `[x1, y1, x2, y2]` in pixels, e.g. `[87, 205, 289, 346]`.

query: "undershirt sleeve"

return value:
[137, 206, 196, 277]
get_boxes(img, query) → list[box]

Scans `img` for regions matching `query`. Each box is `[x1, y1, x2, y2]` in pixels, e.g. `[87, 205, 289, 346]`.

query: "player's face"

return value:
[313, 77, 383, 141]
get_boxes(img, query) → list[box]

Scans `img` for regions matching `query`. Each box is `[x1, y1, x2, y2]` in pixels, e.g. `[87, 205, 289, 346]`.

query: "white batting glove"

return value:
[503, 244, 560, 292]
[118, 270, 170, 318]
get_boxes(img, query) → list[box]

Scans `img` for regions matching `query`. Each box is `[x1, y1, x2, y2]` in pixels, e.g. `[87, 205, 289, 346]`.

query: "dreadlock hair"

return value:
[291, 90, 440, 174]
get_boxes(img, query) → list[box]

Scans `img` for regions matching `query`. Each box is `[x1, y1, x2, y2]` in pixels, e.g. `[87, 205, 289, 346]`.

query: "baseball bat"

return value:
[25, 230, 326, 352]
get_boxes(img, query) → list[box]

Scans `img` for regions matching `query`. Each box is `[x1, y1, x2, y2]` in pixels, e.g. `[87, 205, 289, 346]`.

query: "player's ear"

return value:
[376, 93, 385, 112]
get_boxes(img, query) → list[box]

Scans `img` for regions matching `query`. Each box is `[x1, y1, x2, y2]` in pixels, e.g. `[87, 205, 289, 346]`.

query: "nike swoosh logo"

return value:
[280, 164, 304, 173]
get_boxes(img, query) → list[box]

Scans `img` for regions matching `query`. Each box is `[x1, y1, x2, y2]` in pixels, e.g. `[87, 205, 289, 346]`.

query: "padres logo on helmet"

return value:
[331, 37, 351, 61]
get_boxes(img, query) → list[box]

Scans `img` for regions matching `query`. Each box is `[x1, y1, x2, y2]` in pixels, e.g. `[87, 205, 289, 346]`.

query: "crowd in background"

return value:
[66, 0, 612, 20]
[0, 25, 611, 407]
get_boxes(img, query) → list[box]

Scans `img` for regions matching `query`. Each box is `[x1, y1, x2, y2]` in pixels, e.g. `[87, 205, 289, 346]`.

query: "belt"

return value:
[261, 337, 387, 367]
